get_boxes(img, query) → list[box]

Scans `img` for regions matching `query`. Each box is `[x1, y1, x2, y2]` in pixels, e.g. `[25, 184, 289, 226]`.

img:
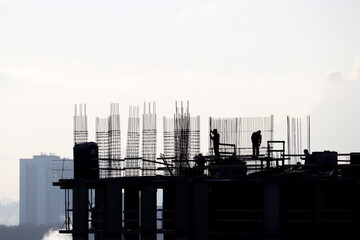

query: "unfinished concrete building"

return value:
[64, 103, 360, 240]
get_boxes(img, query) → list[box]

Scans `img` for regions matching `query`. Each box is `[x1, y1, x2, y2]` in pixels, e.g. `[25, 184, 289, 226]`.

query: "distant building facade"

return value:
[20, 154, 73, 226]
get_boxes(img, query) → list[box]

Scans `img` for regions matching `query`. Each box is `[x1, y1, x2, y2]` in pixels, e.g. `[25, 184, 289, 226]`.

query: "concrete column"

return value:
[73, 183, 89, 240]
[193, 182, 208, 240]
[124, 188, 139, 240]
[163, 186, 175, 240]
[315, 183, 324, 232]
[94, 187, 106, 240]
[141, 185, 157, 240]
[264, 181, 280, 240]
[107, 184, 122, 240]
[174, 182, 190, 240]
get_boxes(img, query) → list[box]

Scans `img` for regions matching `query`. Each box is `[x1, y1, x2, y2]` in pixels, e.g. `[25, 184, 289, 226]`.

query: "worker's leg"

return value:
[214, 146, 219, 156]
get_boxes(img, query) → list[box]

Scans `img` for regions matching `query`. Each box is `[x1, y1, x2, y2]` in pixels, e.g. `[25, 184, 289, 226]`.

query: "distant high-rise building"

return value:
[19, 154, 73, 226]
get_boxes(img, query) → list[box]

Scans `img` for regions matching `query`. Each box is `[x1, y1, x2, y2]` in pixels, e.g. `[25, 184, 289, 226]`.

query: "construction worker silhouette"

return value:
[251, 130, 262, 156]
[301, 149, 312, 164]
[210, 129, 220, 156]
[194, 153, 206, 175]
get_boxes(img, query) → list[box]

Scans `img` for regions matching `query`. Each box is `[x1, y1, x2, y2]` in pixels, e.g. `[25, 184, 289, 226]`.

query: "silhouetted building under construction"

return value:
[54, 103, 360, 240]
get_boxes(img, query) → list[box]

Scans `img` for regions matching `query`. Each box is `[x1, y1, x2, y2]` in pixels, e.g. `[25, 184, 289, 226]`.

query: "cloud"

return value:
[0, 0, 11, 4]
[348, 55, 360, 82]
[326, 55, 360, 82]
[0, 200, 18, 226]
[326, 70, 343, 82]
[0, 70, 17, 94]
[311, 55, 360, 152]
[41, 229, 71, 240]
[175, 1, 216, 26]
[0, 0, 16, 5]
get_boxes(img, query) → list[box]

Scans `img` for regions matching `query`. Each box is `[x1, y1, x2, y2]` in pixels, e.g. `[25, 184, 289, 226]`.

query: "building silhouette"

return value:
[55, 102, 360, 239]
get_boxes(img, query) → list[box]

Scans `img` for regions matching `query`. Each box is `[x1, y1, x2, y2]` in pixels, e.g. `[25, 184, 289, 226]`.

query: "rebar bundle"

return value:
[287, 116, 311, 164]
[74, 104, 88, 144]
[108, 103, 121, 177]
[190, 116, 201, 164]
[163, 117, 175, 176]
[209, 116, 274, 156]
[95, 117, 109, 178]
[94, 104, 122, 178]
[163, 117, 175, 158]
[142, 102, 157, 176]
[174, 101, 191, 173]
[125, 106, 140, 177]
[162, 102, 200, 174]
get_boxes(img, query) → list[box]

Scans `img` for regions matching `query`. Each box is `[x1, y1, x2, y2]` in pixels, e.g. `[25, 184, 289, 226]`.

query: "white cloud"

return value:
[311, 55, 360, 152]
[42, 229, 71, 240]
[325, 55, 360, 82]
[175, 1, 216, 26]
[325, 70, 343, 82]
[0, 71, 16, 94]
[0, 0, 12, 4]
[348, 55, 360, 82]
[0, 200, 18, 226]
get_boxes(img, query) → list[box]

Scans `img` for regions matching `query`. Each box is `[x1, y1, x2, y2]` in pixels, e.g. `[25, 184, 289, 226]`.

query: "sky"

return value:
[1, 0, 360, 202]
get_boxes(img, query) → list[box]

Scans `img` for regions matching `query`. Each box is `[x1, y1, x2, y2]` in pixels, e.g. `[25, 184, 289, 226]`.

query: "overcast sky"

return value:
[1, 0, 360, 201]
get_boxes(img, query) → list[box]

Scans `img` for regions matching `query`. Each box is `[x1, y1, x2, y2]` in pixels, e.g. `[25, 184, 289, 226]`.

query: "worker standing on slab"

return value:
[210, 129, 220, 156]
[251, 130, 262, 157]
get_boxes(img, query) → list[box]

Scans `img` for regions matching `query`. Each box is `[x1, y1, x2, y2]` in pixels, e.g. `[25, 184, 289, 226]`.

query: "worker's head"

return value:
[258, 130, 261, 133]
[213, 129, 217, 133]
[304, 149, 309, 154]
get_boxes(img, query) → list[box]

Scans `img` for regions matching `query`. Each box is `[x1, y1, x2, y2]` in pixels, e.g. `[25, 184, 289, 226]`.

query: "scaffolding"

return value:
[74, 104, 88, 145]
[142, 102, 157, 176]
[125, 106, 140, 177]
